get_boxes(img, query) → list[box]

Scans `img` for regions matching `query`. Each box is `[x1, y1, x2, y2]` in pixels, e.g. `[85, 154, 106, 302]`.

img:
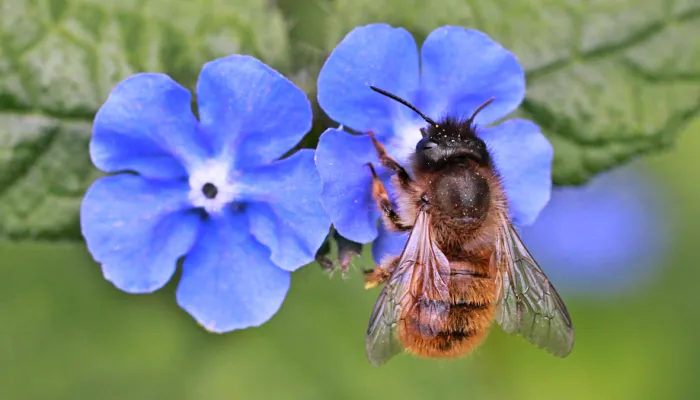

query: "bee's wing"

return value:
[365, 269, 411, 366]
[493, 213, 575, 357]
[365, 208, 450, 366]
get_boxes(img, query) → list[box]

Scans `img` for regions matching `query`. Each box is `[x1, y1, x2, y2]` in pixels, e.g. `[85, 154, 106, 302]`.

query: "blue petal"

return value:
[371, 222, 409, 264]
[176, 210, 291, 332]
[235, 149, 331, 271]
[317, 24, 420, 139]
[419, 27, 525, 125]
[196, 55, 312, 169]
[315, 128, 384, 243]
[520, 167, 669, 294]
[91, 73, 209, 179]
[478, 119, 552, 226]
[80, 175, 201, 293]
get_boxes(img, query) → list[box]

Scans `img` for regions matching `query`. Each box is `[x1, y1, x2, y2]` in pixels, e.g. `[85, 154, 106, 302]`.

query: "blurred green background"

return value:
[2, 0, 700, 398]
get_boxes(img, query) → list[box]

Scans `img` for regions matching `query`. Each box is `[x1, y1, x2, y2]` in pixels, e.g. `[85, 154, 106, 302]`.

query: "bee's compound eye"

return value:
[417, 137, 438, 151]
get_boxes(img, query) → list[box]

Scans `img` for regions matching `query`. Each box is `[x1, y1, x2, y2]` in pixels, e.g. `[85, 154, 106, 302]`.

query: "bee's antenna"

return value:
[369, 86, 438, 127]
[468, 97, 495, 122]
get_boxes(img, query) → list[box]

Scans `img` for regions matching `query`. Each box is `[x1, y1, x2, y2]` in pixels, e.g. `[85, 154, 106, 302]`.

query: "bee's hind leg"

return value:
[366, 162, 412, 232]
[364, 258, 400, 289]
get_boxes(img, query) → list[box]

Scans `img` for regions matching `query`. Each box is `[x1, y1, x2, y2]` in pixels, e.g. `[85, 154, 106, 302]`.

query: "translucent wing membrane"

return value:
[410, 220, 450, 339]
[494, 213, 574, 357]
[366, 208, 450, 366]
[365, 264, 412, 366]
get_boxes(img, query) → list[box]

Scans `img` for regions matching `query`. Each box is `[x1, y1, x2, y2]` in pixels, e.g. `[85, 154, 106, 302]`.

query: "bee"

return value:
[362, 86, 574, 366]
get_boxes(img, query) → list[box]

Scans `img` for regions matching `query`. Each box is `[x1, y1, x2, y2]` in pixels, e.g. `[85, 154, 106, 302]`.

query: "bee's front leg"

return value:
[367, 131, 412, 190]
[366, 162, 412, 232]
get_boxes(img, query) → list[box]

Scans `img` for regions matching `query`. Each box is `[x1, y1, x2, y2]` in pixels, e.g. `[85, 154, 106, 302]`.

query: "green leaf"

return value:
[317, 0, 700, 184]
[0, 0, 290, 240]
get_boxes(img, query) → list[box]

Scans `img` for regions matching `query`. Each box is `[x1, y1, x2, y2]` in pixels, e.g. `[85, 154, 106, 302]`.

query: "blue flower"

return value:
[520, 166, 670, 295]
[80, 55, 331, 332]
[314, 24, 552, 262]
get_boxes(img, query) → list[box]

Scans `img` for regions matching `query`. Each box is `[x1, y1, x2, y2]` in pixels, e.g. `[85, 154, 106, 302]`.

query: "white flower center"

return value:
[188, 159, 238, 215]
[387, 118, 426, 163]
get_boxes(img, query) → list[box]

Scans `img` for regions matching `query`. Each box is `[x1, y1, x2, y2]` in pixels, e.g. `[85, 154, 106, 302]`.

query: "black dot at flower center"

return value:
[202, 183, 218, 199]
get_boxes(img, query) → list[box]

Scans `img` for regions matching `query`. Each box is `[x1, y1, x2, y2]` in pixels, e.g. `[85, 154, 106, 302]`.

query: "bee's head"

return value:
[367, 85, 494, 172]
[414, 118, 491, 171]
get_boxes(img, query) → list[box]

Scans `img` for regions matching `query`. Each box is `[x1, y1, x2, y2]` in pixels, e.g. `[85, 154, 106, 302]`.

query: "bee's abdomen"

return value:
[398, 261, 498, 359]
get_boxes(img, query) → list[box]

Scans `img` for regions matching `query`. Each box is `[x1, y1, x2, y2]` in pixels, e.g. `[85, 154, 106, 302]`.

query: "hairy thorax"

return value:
[425, 163, 506, 258]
